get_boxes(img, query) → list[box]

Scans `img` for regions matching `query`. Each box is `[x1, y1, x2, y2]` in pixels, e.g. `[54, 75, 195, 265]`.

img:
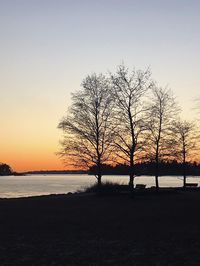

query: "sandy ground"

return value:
[0, 189, 200, 265]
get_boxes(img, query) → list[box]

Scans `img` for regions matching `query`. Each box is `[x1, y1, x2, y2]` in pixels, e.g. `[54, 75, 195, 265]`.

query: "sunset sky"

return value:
[0, 0, 200, 171]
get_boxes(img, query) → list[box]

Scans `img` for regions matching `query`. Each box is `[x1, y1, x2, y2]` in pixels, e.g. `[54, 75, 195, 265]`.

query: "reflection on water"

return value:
[0, 174, 199, 198]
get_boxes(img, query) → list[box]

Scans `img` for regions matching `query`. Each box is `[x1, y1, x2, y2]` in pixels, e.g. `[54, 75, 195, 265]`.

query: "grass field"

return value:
[0, 189, 200, 265]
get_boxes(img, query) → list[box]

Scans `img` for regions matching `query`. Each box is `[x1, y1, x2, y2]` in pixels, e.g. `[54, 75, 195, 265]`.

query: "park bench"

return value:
[185, 183, 198, 187]
[135, 184, 146, 189]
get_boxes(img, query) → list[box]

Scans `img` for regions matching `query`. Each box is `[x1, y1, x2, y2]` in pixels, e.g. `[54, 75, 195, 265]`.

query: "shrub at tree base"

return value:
[81, 181, 129, 194]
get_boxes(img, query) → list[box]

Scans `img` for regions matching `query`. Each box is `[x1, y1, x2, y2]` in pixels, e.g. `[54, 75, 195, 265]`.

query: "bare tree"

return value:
[171, 120, 199, 187]
[110, 65, 152, 191]
[144, 86, 179, 189]
[58, 73, 115, 188]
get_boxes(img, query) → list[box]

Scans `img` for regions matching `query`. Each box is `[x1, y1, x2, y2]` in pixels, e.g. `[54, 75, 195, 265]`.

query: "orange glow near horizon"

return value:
[1, 135, 200, 172]
[0, 129, 76, 172]
[1, 126, 200, 172]
[0, 151, 71, 172]
[1, 145, 200, 172]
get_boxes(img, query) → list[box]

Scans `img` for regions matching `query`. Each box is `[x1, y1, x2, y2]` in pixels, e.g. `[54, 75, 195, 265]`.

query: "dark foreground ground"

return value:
[0, 189, 200, 266]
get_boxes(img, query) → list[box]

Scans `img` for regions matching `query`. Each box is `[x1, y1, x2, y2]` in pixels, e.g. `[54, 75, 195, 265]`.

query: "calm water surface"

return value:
[0, 174, 200, 198]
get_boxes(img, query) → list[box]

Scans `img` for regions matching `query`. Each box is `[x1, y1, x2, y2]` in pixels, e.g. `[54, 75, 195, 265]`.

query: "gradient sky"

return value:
[0, 0, 200, 171]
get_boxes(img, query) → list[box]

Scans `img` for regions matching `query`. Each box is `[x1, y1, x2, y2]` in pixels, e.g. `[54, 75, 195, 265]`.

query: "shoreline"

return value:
[0, 185, 199, 200]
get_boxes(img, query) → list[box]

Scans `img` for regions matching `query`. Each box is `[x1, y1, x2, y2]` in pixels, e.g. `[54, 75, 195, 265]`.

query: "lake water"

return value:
[0, 174, 200, 198]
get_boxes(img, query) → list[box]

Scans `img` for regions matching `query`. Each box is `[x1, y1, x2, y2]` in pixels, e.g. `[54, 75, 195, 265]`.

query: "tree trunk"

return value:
[97, 160, 102, 191]
[97, 174, 102, 188]
[183, 150, 186, 188]
[155, 175, 159, 190]
[183, 174, 186, 188]
[129, 154, 135, 194]
[129, 174, 134, 191]
[155, 154, 159, 190]
[183, 159, 186, 188]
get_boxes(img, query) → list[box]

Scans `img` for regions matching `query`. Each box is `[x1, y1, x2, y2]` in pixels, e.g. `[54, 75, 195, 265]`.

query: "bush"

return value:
[0, 163, 12, 176]
[80, 181, 129, 194]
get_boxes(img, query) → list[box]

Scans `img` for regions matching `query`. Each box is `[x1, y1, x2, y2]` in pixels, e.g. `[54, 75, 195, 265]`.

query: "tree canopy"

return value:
[58, 64, 200, 189]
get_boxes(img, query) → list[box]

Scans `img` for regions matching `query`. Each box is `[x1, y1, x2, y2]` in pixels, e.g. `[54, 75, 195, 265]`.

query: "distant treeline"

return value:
[25, 170, 87, 175]
[0, 166, 87, 176]
[89, 161, 200, 176]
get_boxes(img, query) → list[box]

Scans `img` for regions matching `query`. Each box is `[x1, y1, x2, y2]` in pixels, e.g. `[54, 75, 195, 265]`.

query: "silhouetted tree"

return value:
[0, 163, 12, 175]
[144, 86, 179, 189]
[58, 74, 115, 188]
[111, 65, 152, 191]
[171, 120, 199, 187]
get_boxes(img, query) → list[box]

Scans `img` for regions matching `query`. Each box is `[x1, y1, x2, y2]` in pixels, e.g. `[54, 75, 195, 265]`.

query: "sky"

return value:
[0, 0, 200, 171]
